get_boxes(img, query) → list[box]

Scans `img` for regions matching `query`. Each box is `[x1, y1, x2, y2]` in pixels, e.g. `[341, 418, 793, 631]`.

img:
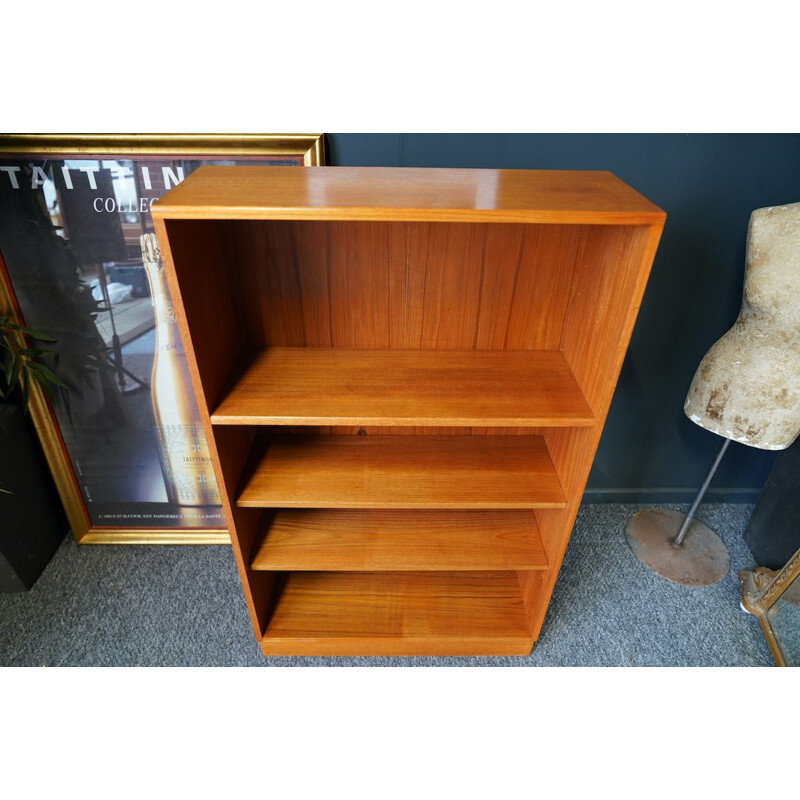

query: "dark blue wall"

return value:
[327, 134, 800, 501]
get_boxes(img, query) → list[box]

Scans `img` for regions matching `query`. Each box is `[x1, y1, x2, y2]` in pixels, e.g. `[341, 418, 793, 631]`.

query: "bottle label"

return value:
[155, 423, 221, 506]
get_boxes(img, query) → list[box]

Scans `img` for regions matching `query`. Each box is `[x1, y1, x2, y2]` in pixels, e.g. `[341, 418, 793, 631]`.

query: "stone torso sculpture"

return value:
[684, 202, 800, 450]
[627, 201, 800, 586]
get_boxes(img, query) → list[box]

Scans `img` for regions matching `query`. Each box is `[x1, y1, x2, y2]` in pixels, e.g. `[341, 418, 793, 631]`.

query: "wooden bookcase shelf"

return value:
[251, 509, 549, 572]
[152, 166, 664, 657]
[211, 347, 595, 427]
[262, 571, 533, 656]
[236, 434, 566, 509]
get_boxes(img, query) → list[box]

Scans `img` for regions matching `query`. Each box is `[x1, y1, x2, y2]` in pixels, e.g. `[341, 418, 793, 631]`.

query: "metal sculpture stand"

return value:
[625, 438, 731, 586]
[96, 261, 148, 394]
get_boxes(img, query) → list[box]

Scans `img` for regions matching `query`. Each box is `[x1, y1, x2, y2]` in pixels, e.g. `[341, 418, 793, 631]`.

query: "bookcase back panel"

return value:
[227, 220, 588, 352]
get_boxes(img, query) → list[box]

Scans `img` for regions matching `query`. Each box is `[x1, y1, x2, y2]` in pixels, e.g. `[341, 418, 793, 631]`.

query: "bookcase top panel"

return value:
[152, 166, 665, 225]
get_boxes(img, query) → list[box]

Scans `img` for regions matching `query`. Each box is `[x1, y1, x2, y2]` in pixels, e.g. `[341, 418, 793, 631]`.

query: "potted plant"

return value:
[1, 310, 66, 409]
[1, 309, 68, 591]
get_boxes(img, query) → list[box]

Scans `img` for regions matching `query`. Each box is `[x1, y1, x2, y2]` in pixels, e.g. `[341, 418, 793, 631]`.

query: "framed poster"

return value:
[0, 134, 325, 544]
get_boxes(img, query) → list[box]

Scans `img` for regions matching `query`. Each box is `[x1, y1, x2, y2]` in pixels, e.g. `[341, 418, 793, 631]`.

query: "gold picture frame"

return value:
[0, 133, 325, 544]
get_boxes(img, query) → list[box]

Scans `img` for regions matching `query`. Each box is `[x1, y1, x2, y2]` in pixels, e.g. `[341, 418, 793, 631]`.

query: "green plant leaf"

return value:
[6, 356, 20, 393]
[1, 313, 66, 410]
[31, 363, 68, 389]
[2, 348, 13, 385]
[21, 370, 30, 409]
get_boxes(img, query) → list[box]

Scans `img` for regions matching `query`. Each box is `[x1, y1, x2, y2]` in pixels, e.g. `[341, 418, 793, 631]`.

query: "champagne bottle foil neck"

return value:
[140, 232, 162, 267]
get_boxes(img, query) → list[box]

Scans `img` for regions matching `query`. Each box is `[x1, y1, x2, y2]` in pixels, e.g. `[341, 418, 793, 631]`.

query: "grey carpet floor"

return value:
[0, 503, 774, 666]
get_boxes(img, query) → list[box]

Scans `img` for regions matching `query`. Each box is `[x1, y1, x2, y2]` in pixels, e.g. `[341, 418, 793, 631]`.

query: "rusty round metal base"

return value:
[625, 508, 730, 586]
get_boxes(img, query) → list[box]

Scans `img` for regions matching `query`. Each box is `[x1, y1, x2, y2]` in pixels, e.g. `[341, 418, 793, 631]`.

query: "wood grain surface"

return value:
[152, 166, 664, 224]
[153, 166, 666, 656]
[236, 434, 566, 509]
[261, 570, 533, 656]
[522, 223, 665, 635]
[251, 509, 548, 571]
[228, 220, 585, 352]
[212, 348, 595, 427]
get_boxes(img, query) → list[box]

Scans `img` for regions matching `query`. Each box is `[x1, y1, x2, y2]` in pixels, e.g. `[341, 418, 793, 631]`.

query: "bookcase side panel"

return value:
[521, 222, 664, 636]
[154, 216, 270, 637]
[214, 426, 274, 637]
[159, 219, 248, 413]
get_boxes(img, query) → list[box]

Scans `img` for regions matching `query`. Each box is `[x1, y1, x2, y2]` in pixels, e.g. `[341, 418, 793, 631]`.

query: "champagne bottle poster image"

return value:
[0, 155, 299, 529]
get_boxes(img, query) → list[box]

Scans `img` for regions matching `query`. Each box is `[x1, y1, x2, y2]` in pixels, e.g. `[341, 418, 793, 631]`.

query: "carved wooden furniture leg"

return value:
[740, 547, 800, 666]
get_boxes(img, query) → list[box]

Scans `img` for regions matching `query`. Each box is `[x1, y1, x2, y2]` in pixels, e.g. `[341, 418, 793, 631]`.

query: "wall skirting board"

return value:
[582, 488, 762, 504]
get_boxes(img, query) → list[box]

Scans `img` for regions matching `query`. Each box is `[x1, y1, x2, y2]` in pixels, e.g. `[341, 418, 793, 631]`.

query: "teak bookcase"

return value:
[152, 166, 665, 656]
